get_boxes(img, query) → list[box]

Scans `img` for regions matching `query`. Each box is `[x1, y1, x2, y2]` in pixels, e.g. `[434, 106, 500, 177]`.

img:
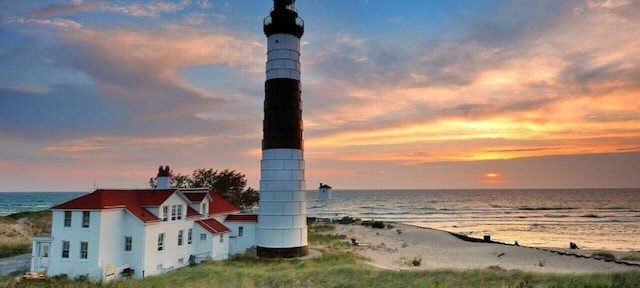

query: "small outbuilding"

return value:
[318, 183, 333, 201]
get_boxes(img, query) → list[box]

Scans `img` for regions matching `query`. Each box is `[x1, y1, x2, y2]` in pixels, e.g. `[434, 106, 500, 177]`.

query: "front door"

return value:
[38, 243, 50, 269]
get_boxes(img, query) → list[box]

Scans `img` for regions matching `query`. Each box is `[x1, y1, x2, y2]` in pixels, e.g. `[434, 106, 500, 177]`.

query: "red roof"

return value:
[52, 189, 177, 223]
[182, 191, 208, 202]
[225, 214, 258, 222]
[186, 206, 201, 217]
[51, 188, 241, 222]
[196, 218, 230, 235]
[208, 192, 240, 215]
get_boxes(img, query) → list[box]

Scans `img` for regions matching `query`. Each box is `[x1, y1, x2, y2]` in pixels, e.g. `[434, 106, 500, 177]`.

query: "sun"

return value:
[481, 172, 503, 185]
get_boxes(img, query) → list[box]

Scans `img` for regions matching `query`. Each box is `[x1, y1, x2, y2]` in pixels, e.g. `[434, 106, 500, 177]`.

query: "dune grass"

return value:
[5, 252, 640, 288]
[4, 223, 640, 288]
[0, 241, 31, 259]
[621, 255, 640, 262]
[0, 210, 51, 259]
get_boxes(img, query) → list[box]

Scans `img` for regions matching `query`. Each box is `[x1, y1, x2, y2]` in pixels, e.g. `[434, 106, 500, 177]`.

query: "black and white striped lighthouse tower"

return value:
[257, 0, 308, 258]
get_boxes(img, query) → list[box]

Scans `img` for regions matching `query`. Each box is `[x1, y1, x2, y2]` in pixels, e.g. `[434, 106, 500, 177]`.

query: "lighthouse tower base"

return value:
[257, 245, 309, 258]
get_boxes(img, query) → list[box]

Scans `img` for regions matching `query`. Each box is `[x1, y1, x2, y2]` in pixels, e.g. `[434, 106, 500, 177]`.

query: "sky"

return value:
[1, 0, 639, 191]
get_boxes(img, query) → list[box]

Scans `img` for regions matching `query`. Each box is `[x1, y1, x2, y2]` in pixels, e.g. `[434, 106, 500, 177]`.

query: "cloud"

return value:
[299, 0, 640, 166]
[104, 0, 189, 17]
[43, 141, 107, 152]
[6, 17, 82, 30]
[29, 0, 189, 19]
[60, 25, 262, 118]
[29, 2, 106, 18]
[0, 24, 264, 142]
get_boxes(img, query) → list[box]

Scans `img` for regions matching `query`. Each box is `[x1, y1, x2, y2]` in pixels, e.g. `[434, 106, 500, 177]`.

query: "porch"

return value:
[29, 235, 53, 273]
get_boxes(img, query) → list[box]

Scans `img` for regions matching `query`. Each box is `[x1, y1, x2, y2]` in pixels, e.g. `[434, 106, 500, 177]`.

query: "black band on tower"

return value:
[263, 78, 303, 150]
[256, 245, 309, 258]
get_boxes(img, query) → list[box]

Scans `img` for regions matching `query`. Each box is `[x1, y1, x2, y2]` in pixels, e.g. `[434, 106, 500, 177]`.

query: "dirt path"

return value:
[0, 253, 31, 276]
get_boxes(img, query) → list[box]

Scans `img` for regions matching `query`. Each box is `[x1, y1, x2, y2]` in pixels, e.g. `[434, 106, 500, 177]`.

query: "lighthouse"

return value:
[257, 0, 308, 258]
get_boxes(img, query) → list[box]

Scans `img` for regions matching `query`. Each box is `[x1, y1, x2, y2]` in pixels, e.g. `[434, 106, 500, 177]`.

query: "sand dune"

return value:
[334, 223, 640, 273]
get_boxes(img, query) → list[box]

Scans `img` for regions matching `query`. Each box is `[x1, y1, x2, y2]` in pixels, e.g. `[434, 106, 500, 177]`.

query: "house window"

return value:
[162, 206, 168, 222]
[156, 264, 163, 272]
[200, 233, 206, 241]
[178, 258, 184, 265]
[178, 230, 183, 246]
[62, 241, 70, 258]
[125, 236, 132, 252]
[201, 203, 207, 214]
[64, 211, 72, 227]
[219, 235, 223, 243]
[188, 229, 192, 244]
[82, 211, 90, 228]
[80, 242, 88, 259]
[158, 233, 165, 251]
[171, 205, 177, 221]
[238, 226, 244, 237]
[177, 205, 183, 220]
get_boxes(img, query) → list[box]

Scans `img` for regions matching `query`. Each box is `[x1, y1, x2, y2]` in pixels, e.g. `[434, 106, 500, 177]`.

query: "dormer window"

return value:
[201, 202, 207, 214]
[171, 204, 183, 221]
[162, 206, 168, 221]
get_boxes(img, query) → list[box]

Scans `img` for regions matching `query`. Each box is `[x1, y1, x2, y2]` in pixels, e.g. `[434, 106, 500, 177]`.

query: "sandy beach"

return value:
[330, 223, 640, 273]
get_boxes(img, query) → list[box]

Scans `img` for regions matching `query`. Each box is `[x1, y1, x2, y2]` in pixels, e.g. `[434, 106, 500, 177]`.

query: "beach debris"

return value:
[497, 252, 505, 258]
[483, 235, 491, 242]
[514, 241, 519, 246]
[569, 242, 580, 249]
[387, 246, 398, 253]
[396, 229, 402, 234]
[350, 238, 370, 247]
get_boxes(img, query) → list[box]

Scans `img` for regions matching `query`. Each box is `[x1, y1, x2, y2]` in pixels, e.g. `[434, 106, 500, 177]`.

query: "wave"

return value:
[517, 206, 577, 211]
[544, 214, 569, 218]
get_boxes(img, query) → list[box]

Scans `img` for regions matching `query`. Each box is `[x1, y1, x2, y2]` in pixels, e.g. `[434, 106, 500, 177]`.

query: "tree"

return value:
[149, 168, 259, 210]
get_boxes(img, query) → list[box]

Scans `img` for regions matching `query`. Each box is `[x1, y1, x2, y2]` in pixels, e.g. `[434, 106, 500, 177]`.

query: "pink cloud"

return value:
[60, 25, 263, 119]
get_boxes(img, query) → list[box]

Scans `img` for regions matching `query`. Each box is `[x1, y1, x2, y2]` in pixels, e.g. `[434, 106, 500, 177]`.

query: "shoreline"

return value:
[408, 223, 640, 267]
[327, 222, 640, 273]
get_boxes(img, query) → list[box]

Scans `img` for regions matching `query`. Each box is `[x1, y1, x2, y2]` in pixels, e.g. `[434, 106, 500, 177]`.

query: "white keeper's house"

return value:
[29, 166, 258, 281]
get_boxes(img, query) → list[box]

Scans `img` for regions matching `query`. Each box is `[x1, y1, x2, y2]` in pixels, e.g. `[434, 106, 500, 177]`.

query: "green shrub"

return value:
[591, 251, 616, 260]
[308, 233, 346, 245]
[621, 255, 640, 262]
[0, 243, 31, 258]
[411, 257, 421, 266]
[336, 216, 359, 225]
[309, 224, 335, 233]
[371, 221, 385, 229]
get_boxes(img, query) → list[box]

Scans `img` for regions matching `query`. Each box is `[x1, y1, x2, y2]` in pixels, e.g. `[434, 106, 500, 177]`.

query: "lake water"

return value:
[2, 189, 638, 251]
[307, 189, 640, 252]
[0, 192, 86, 216]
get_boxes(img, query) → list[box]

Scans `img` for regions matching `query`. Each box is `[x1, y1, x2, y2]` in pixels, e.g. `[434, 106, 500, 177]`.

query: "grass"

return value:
[0, 210, 51, 259]
[591, 251, 616, 261]
[4, 254, 640, 288]
[0, 242, 31, 258]
[621, 255, 640, 262]
[4, 222, 640, 287]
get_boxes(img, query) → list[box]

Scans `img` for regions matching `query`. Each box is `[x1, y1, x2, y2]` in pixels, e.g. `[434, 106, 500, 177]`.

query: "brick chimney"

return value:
[156, 165, 171, 189]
